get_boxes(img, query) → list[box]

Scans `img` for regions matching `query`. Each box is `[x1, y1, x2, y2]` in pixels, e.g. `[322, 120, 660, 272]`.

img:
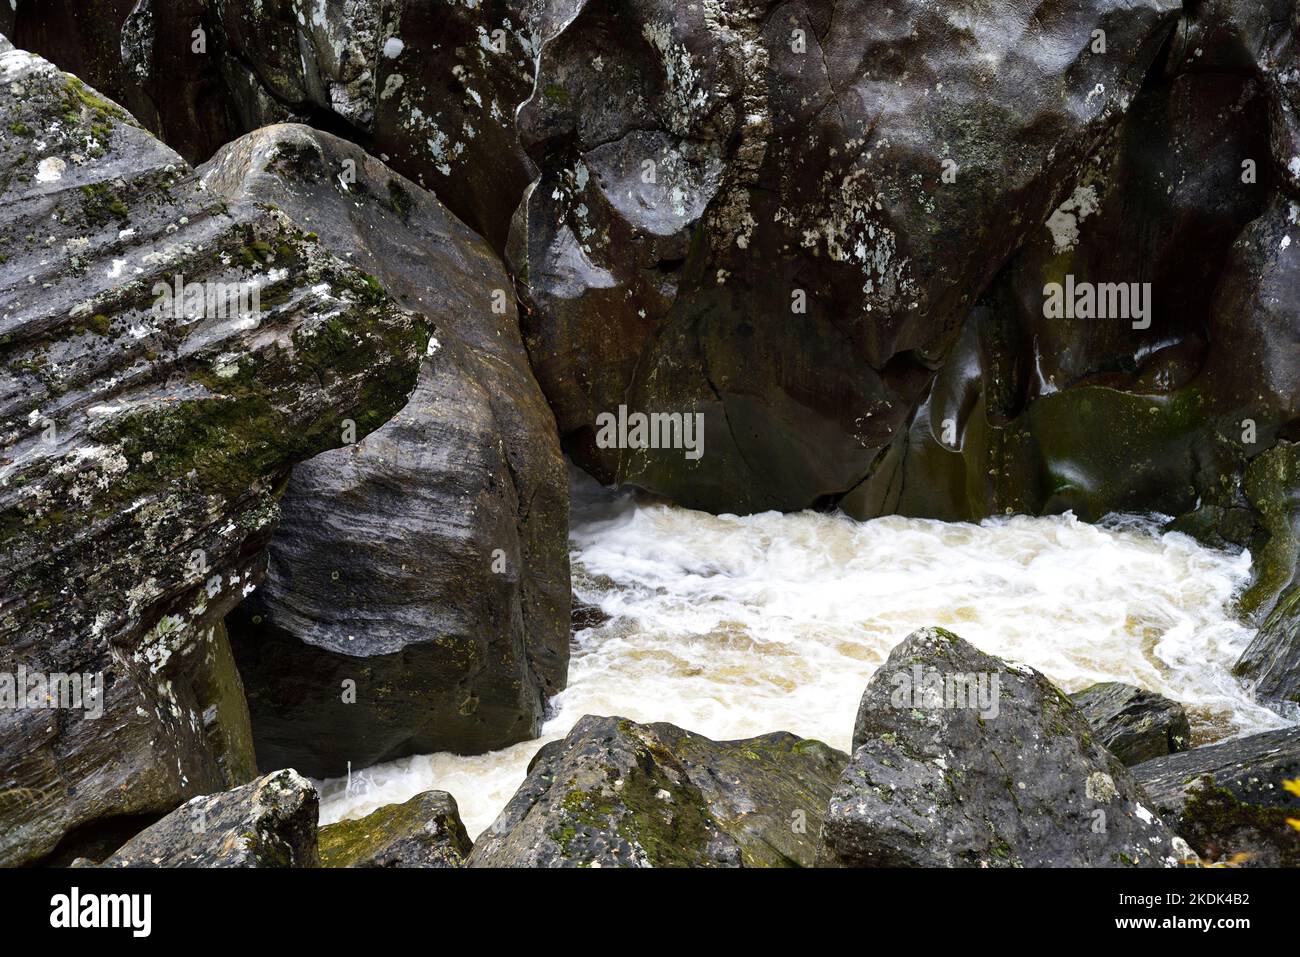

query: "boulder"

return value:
[1132, 726, 1300, 867]
[319, 790, 472, 868]
[0, 50, 424, 865]
[818, 628, 1183, 867]
[100, 769, 319, 867]
[468, 715, 847, 867]
[1071, 682, 1192, 765]
[207, 124, 569, 778]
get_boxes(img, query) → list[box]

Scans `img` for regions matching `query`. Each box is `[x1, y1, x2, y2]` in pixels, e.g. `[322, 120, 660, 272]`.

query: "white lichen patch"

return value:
[1045, 184, 1100, 254]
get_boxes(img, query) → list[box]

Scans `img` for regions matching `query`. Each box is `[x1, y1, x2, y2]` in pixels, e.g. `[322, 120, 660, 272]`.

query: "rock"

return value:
[100, 769, 319, 867]
[1132, 726, 1300, 867]
[1071, 682, 1192, 765]
[206, 124, 569, 778]
[513, 0, 1181, 514]
[5, 0, 241, 164]
[468, 715, 847, 867]
[0, 50, 424, 865]
[818, 628, 1182, 867]
[319, 791, 472, 868]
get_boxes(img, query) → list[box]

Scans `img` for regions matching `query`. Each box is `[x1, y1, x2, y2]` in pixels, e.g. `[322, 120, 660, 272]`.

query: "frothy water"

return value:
[318, 479, 1290, 839]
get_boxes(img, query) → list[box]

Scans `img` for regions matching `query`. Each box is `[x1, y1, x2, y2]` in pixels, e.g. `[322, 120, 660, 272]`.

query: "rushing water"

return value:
[318, 474, 1291, 839]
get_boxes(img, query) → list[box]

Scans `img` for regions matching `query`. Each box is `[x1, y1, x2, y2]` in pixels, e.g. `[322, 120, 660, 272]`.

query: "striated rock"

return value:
[1071, 682, 1192, 765]
[0, 50, 424, 865]
[513, 0, 1181, 514]
[100, 769, 319, 867]
[819, 628, 1182, 867]
[1132, 726, 1300, 867]
[207, 124, 568, 778]
[468, 715, 847, 868]
[319, 790, 471, 868]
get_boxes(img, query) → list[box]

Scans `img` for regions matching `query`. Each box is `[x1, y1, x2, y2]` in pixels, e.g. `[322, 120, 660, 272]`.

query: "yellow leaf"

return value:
[1287, 817, 1300, 833]
[1283, 779, 1300, 798]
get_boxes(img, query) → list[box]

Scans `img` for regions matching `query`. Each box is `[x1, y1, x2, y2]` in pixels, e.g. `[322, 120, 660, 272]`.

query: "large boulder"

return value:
[0, 50, 424, 865]
[818, 628, 1184, 867]
[319, 790, 472, 868]
[99, 769, 319, 867]
[1132, 726, 1300, 867]
[207, 125, 569, 778]
[512, 0, 1181, 514]
[468, 715, 847, 867]
[1071, 682, 1192, 765]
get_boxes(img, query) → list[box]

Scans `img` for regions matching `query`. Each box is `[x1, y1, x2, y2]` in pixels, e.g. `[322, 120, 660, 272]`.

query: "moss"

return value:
[8, 122, 31, 137]
[1178, 778, 1300, 867]
[88, 314, 112, 336]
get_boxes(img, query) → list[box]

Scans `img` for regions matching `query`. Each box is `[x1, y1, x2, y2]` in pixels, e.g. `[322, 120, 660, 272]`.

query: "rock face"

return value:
[101, 769, 320, 867]
[512, 0, 1182, 514]
[319, 790, 471, 868]
[207, 125, 569, 778]
[0, 50, 424, 865]
[1132, 727, 1300, 867]
[468, 715, 847, 868]
[1071, 683, 1192, 765]
[3, 0, 573, 252]
[819, 628, 1182, 868]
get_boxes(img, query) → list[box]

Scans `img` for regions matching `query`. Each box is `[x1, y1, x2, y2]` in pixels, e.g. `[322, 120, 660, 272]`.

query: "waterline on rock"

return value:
[318, 483, 1290, 839]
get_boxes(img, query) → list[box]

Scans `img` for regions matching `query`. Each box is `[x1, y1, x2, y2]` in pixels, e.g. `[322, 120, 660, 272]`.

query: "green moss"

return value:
[8, 122, 31, 137]
[88, 314, 112, 336]
[1178, 778, 1300, 867]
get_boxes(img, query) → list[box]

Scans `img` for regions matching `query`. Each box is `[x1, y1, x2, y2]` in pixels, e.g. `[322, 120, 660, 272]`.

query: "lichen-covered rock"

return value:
[1071, 682, 1192, 766]
[100, 769, 320, 867]
[319, 790, 472, 868]
[205, 124, 569, 778]
[468, 715, 847, 868]
[1132, 726, 1300, 867]
[818, 628, 1182, 868]
[0, 50, 424, 865]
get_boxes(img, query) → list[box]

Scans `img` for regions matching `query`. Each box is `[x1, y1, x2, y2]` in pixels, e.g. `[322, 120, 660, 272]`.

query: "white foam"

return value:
[318, 478, 1289, 839]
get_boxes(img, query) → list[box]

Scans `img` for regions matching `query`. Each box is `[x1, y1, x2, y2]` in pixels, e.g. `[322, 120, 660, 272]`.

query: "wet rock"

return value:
[468, 715, 847, 867]
[319, 790, 472, 868]
[1072, 682, 1192, 765]
[100, 769, 319, 868]
[0, 51, 424, 865]
[1132, 726, 1300, 867]
[206, 124, 568, 778]
[514, 0, 1180, 514]
[818, 628, 1182, 867]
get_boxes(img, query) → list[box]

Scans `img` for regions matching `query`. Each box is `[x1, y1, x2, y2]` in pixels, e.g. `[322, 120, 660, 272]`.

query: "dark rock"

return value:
[319, 790, 472, 868]
[1071, 682, 1192, 765]
[100, 769, 320, 867]
[206, 124, 569, 778]
[0, 50, 424, 865]
[468, 715, 847, 867]
[513, 0, 1181, 514]
[819, 628, 1183, 867]
[1132, 726, 1300, 867]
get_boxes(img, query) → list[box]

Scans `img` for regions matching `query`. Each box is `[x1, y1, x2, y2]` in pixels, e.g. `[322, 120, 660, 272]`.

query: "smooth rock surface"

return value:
[208, 125, 569, 777]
